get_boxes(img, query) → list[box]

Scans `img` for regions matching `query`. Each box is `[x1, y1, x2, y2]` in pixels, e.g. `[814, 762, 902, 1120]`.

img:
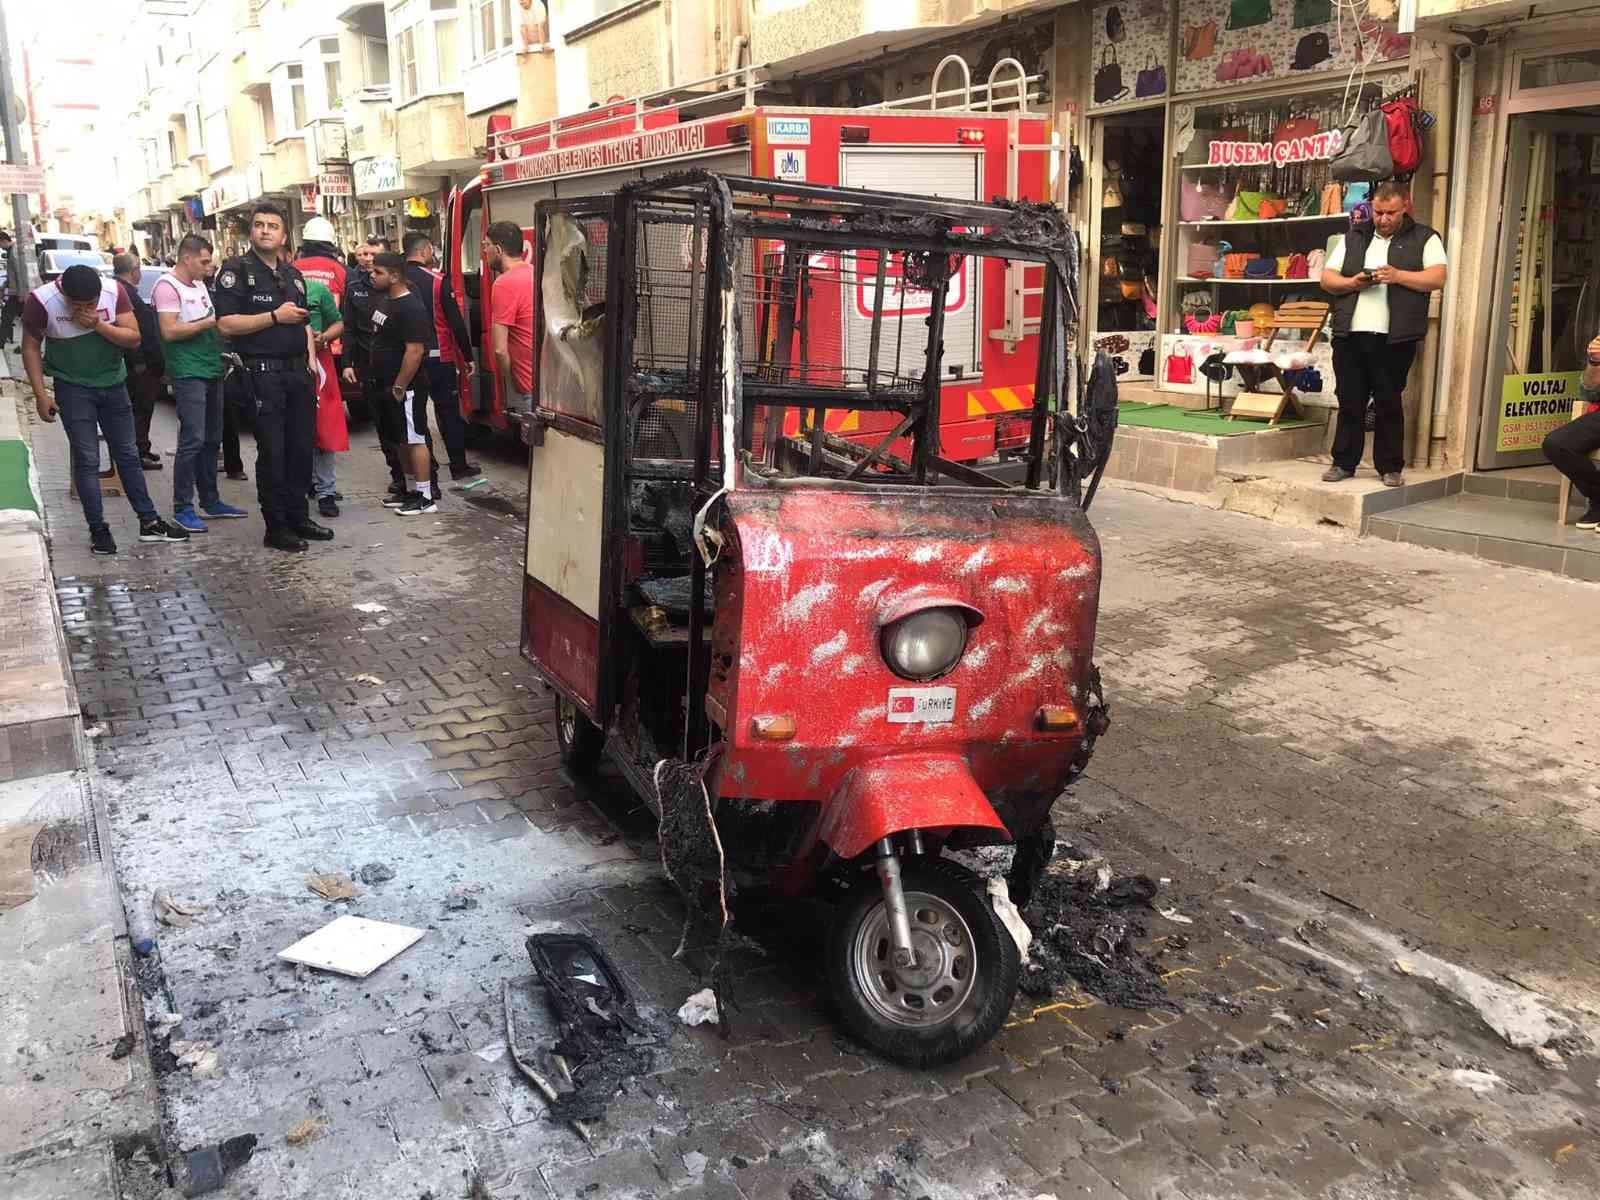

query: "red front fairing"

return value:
[707, 486, 1101, 852]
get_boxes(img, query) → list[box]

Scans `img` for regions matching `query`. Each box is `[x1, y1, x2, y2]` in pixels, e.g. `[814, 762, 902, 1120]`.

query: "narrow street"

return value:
[18, 400, 1596, 1200]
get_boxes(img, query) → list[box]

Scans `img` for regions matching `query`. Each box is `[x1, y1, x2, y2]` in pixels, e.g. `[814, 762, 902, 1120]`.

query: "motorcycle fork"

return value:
[876, 836, 918, 968]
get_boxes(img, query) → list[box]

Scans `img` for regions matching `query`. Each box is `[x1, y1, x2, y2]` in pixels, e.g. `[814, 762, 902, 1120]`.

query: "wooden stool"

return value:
[1225, 301, 1331, 425]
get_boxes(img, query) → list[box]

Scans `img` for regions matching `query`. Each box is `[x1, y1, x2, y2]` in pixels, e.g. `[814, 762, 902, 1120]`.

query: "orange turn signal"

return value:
[1036, 704, 1080, 731]
[751, 714, 797, 741]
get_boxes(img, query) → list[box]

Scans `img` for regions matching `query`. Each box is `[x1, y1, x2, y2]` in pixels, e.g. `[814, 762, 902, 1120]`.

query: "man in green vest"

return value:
[153, 233, 248, 532]
[21, 263, 188, 554]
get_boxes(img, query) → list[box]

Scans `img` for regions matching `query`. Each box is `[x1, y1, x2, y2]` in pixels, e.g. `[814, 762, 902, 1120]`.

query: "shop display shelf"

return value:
[1182, 277, 1316, 284]
[1176, 215, 1351, 226]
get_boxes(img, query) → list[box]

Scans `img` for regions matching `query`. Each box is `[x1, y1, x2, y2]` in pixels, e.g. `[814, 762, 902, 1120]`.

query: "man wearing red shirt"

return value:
[483, 221, 533, 415]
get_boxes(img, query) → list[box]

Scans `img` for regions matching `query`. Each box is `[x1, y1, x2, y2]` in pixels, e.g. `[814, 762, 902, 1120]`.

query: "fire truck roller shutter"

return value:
[840, 150, 982, 385]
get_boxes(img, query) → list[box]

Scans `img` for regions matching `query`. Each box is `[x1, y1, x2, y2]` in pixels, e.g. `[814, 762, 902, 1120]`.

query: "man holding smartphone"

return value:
[1319, 181, 1448, 487]
[1543, 334, 1600, 529]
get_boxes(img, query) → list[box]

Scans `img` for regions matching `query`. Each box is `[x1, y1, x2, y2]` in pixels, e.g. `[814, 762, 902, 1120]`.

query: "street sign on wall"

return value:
[0, 163, 44, 193]
[317, 172, 353, 197]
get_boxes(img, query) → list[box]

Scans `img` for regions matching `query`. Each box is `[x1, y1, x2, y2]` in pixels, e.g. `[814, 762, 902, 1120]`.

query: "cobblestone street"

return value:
[31, 403, 1600, 1200]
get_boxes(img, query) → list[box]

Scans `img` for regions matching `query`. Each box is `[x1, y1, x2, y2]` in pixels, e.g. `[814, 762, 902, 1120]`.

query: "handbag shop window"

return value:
[1171, 81, 1393, 343]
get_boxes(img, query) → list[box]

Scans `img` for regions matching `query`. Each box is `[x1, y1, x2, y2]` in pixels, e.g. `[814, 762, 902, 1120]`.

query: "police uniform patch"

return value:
[219, 270, 237, 289]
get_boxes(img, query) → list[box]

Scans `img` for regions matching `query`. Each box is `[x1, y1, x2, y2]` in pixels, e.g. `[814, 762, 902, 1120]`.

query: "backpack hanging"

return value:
[1382, 95, 1423, 177]
[1330, 108, 1394, 183]
[1226, 0, 1272, 31]
[1106, 5, 1125, 43]
[1292, 0, 1332, 26]
[1094, 47, 1127, 105]
[1183, 21, 1217, 60]
[1291, 32, 1331, 71]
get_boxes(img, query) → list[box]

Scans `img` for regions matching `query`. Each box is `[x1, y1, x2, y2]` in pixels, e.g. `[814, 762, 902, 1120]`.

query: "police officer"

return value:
[340, 236, 406, 500]
[215, 202, 333, 552]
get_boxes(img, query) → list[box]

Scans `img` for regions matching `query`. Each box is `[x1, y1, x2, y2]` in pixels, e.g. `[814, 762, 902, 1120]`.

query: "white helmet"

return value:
[301, 216, 337, 245]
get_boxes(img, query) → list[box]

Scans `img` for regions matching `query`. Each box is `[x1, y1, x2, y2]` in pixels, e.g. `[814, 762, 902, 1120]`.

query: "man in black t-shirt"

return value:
[368, 252, 437, 515]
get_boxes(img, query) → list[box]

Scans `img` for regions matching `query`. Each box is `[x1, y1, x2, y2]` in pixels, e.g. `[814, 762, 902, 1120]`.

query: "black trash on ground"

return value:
[525, 933, 659, 1124]
[1017, 842, 1172, 1010]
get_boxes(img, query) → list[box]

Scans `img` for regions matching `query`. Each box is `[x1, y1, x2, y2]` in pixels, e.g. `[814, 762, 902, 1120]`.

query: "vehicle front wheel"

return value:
[827, 860, 1020, 1066]
[554, 693, 604, 773]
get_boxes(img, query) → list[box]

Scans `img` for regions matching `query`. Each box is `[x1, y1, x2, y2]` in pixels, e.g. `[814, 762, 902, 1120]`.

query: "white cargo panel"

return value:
[840, 150, 982, 382]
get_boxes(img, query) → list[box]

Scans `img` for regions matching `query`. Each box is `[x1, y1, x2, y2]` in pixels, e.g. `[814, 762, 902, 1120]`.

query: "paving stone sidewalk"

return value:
[23, 401, 1600, 1199]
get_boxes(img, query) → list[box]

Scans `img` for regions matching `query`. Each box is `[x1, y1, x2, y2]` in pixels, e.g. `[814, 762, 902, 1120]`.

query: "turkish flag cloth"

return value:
[312, 346, 349, 453]
[891, 695, 916, 714]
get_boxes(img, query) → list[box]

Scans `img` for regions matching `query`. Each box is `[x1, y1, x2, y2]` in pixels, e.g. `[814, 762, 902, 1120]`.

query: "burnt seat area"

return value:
[627, 479, 713, 649]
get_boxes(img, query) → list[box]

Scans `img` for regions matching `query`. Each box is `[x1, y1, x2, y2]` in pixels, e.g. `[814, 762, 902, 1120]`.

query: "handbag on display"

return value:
[1273, 116, 1321, 144]
[1320, 182, 1344, 214]
[1292, 0, 1332, 25]
[1181, 177, 1230, 221]
[1102, 253, 1120, 278]
[1276, 255, 1292, 276]
[1343, 181, 1372, 212]
[1187, 238, 1219, 277]
[1291, 32, 1332, 71]
[1226, 0, 1272, 30]
[1330, 108, 1395, 182]
[1382, 95, 1423, 176]
[1285, 252, 1310, 279]
[1229, 188, 1268, 220]
[1224, 252, 1250, 278]
[1095, 47, 1128, 104]
[1139, 346, 1156, 375]
[1199, 352, 1233, 406]
[1137, 0, 1165, 16]
[1294, 188, 1320, 216]
[1183, 21, 1218, 60]
[1245, 256, 1280, 278]
[1136, 56, 1168, 97]
[1307, 248, 1325, 275]
[1184, 311, 1223, 334]
[1103, 161, 1125, 207]
[1166, 345, 1195, 383]
[1106, 5, 1126, 42]
[1258, 196, 1289, 219]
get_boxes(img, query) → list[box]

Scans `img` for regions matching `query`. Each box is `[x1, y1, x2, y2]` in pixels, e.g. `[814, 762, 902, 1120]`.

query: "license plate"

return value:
[885, 686, 957, 724]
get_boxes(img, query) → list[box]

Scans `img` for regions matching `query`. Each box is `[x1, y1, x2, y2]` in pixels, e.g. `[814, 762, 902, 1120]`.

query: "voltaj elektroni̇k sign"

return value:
[1496, 372, 1583, 454]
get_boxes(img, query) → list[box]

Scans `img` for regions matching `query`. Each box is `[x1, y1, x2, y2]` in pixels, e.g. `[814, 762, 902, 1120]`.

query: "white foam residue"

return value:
[839, 654, 866, 676]
[810, 631, 848, 665]
[909, 544, 942, 564]
[964, 643, 992, 670]
[857, 579, 892, 606]
[968, 694, 997, 720]
[959, 545, 991, 574]
[989, 576, 1028, 594]
[780, 581, 836, 624]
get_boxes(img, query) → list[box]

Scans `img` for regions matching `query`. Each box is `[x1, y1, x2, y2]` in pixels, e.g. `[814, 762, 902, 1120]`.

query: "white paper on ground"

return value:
[677, 987, 720, 1026]
[986, 877, 1033, 962]
[278, 915, 425, 978]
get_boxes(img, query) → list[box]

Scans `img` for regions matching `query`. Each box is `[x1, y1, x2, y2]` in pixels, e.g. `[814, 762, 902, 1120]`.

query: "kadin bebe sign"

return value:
[1208, 129, 1345, 169]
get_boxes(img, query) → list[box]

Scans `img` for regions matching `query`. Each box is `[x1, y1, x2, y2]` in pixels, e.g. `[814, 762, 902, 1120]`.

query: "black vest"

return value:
[1328, 217, 1440, 344]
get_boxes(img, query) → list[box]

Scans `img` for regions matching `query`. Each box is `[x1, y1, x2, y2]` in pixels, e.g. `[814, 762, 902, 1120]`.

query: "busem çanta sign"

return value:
[1207, 129, 1345, 169]
[1495, 372, 1583, 453]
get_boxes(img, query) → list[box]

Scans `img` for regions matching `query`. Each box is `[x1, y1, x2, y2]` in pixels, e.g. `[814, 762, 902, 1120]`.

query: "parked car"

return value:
[38, 249, 114, 284]
[35, 233, 99, 256]
[136, 266, 172, 304]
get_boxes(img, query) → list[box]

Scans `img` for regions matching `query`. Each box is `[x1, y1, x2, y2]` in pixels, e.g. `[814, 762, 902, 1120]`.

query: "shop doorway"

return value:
[1476, 108, 1600, 468]
[1087, 110, 1165, 382]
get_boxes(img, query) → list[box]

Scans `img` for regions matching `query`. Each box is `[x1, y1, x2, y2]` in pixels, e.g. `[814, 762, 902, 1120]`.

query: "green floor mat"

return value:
[1117, 402, 1318, 438]
[0, 441, 36, 514]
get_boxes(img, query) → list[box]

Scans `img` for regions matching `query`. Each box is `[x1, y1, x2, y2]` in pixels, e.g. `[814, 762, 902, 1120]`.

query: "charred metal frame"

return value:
[528, 171, 1107, 765]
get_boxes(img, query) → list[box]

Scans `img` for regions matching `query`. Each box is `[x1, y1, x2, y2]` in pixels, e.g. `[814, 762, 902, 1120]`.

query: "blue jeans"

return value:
[172, 375, 222, 512]
[311, 448, 337, 498]
[54, 381, 157, 530]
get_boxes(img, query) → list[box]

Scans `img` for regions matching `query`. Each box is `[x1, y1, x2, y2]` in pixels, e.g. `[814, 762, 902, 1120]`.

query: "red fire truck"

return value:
[441, 58, 1066, 464]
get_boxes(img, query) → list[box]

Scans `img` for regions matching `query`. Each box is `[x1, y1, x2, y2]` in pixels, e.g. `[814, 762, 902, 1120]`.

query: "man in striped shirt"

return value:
[21, 264, 188, 554]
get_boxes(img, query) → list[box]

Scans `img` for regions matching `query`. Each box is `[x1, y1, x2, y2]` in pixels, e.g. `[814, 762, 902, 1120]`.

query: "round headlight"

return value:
[881, 608, 968, 681]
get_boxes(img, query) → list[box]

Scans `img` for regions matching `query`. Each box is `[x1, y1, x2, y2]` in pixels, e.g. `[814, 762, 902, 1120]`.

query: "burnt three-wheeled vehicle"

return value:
[519, 172, 1116, 1064]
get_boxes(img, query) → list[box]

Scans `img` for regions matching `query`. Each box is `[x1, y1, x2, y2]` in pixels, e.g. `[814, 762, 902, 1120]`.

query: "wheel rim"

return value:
[557, 697, 577, 748]
[849, 890, 977, 1029]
